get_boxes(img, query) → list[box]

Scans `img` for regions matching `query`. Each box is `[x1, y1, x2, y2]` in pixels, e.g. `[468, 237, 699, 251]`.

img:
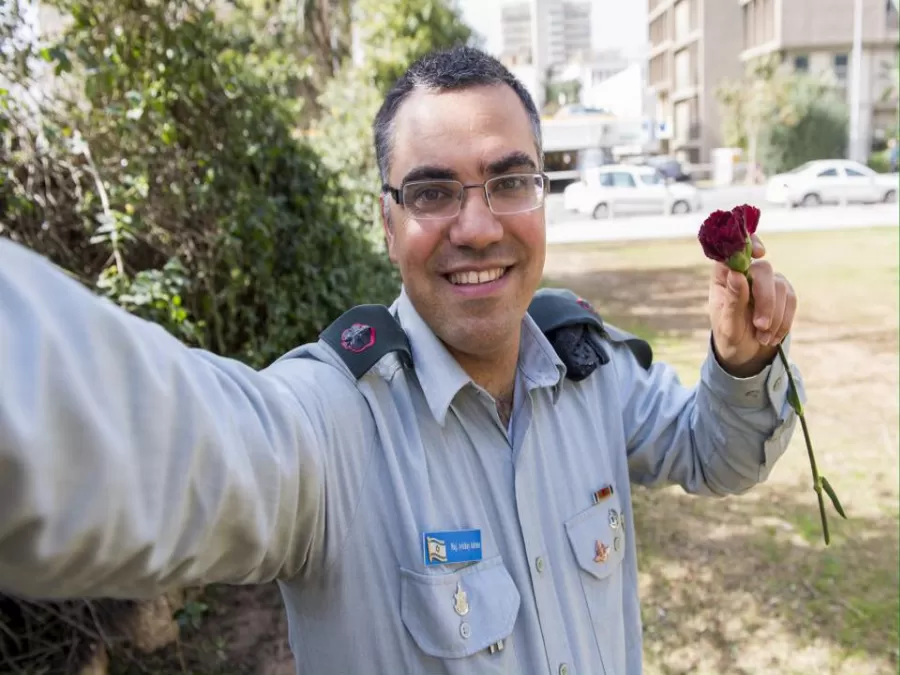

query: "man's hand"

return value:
[708, 234, 798, 378]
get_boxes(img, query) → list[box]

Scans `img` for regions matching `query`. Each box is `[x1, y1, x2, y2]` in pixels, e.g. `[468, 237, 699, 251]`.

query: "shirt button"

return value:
[535, 556, 545, 573]
[773, 376, 783, 390]
[559, 663, 570, 675]
[460, 622, 471, 639]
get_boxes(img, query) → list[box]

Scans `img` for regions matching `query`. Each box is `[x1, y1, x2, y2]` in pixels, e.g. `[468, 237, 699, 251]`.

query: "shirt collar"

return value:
[392, 287, 566, 426]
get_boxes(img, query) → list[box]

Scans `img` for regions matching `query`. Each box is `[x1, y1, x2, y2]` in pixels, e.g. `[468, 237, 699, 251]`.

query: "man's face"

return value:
[381, 84, 546, 361]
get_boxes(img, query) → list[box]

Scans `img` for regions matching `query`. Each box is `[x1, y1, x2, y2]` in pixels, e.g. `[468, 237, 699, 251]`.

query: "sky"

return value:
[455, 0, 648, 56]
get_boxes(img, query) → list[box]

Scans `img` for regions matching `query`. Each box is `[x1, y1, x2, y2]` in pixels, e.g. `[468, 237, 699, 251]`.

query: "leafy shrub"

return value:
[1, 0, 399, 368]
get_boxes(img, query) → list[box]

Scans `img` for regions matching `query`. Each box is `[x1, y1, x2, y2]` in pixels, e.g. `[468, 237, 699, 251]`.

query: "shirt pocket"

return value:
[399, 555, 521, 661]
[564, 494, 628, 674]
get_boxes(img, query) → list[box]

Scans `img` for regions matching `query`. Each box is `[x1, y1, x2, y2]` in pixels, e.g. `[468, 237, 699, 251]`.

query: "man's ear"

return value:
[380, 193, 398, 264]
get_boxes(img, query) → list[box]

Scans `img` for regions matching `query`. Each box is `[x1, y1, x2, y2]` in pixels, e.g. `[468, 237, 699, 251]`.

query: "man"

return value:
[0, 47, 801, 674]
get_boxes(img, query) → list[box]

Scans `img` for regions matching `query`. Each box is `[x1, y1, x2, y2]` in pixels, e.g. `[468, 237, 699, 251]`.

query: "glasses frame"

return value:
[382, 172, 550, 220]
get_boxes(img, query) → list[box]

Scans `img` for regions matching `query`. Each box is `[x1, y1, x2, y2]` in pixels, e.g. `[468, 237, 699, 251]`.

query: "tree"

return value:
[758, 78, 848, 175]
[715, 54, 800, 182]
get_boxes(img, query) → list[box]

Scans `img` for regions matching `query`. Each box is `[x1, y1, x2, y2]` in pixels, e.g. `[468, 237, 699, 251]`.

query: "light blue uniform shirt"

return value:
[0, 239, 803, 674]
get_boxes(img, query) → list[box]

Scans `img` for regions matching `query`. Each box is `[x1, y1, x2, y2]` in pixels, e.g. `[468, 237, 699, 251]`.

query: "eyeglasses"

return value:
[383, 172, 549, 220]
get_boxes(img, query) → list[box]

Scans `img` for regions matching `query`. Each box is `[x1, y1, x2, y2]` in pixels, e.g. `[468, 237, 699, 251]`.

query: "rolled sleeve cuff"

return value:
[701, 333, 804, 419]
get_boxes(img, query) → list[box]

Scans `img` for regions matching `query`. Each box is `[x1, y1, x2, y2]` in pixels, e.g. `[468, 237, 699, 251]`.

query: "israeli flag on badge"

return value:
[422, 529, 483, 566]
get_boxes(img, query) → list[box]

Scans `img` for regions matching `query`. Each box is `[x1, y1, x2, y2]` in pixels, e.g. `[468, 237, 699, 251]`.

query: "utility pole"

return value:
[848, 0, 864, 162]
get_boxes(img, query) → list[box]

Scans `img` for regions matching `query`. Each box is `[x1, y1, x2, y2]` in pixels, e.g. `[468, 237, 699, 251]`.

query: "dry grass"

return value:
[544, 225, 900, 675]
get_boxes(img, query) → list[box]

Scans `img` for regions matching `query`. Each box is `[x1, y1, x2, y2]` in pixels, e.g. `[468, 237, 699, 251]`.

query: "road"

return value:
[544, 186, 898, 245]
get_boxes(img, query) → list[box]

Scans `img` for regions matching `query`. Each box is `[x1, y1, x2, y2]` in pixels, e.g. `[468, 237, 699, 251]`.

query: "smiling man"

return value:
[0, 47, 803, 675]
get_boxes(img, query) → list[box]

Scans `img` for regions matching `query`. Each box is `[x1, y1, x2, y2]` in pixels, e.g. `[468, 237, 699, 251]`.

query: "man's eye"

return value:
[494, 176, 527, 191]
[417, 189, 447, 202]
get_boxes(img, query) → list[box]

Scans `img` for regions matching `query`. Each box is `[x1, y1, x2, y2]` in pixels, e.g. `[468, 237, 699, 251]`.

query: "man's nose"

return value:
[448, 188, 503, 250]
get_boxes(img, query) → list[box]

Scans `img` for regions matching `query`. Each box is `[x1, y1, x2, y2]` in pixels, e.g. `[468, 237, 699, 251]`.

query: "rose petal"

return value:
[732, 204, 761, 235]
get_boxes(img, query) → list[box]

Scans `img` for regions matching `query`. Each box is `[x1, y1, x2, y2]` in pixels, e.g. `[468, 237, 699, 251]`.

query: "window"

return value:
[846, 166, 873, 177]
[611, 172, 637, 187]
[640, 172, 665, 185]
[794, 54, 809, 72]
[834, 53, 848, 82]
[817, 168, 839, 177]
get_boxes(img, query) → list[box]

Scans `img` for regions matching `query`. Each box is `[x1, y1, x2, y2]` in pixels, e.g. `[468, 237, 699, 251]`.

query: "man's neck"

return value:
[447, 334, 520, 424]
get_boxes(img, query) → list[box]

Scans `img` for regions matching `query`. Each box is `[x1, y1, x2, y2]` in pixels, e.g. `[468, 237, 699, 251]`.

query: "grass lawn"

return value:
[543, 226, 899, 675]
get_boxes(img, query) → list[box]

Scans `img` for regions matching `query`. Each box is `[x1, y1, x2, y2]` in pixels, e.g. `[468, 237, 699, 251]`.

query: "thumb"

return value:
[724, 269, 750, 308]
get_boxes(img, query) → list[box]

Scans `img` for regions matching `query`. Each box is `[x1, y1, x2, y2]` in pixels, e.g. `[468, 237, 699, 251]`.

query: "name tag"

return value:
[423, 529, 483, 566]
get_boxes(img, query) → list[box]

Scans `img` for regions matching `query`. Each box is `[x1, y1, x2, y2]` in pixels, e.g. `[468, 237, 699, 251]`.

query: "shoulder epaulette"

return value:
[527, 288, 653, 379]
[319, 304, 412, 379]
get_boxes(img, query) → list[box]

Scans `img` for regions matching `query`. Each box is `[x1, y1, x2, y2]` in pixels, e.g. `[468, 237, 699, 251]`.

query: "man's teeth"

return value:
[448, 268, 507, 285]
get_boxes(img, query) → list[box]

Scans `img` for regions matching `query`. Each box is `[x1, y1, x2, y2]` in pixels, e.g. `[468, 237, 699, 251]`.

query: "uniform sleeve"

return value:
[0, 239, 363, 599]
[616, 332, 805, 495]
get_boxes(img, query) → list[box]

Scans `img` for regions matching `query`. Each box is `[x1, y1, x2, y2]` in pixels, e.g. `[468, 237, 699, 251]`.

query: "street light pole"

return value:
[848, 0, 864, 162]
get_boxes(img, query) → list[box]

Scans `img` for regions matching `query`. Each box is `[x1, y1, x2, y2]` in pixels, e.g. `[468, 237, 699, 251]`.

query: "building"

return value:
[741, 0, 899, 159]
[500, 0, 593, 68]
[647, 0, 745, 165]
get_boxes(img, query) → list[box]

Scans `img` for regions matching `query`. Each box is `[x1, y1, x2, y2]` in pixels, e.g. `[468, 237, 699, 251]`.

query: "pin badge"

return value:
[453, 582, 470, 616]
[593, 484, 615, 504]
[488, 640, 505, 654]
[608, 509, 620, 530]
[593, 540, 609, 563]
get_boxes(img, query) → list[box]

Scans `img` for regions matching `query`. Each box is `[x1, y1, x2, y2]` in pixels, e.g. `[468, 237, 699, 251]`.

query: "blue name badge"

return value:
[423, 529, 483, 566]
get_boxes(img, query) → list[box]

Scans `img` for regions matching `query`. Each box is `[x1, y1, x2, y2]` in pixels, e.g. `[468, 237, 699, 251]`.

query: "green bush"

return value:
[759, 78, 849, 176]
[1, 0, 399, 368]
[867, 150, 891, 173]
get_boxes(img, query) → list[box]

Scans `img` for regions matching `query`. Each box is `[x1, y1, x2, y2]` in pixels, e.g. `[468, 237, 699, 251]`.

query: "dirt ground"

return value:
[114, 226, 898, 675]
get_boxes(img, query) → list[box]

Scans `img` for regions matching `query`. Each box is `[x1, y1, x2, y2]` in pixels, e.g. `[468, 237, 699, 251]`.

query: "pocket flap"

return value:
[400, 556, 520, 659]
[564, 497, 626, 580]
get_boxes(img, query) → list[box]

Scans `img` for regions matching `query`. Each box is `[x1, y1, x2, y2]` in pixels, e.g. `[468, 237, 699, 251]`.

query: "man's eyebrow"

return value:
[483, 151, 538, 175]
[400, 165, 458, 185]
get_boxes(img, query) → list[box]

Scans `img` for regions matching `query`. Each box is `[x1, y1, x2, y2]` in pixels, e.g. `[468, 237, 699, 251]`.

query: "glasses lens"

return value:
[402, 181, 462, 219]
[486, 173, 545, 215]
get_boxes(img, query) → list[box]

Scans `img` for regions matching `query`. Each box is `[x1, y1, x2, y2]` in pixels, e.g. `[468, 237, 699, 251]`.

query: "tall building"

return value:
[647, 0, 745, 165]
[500, 0, 593, 67]
[741, 0, 899, 159]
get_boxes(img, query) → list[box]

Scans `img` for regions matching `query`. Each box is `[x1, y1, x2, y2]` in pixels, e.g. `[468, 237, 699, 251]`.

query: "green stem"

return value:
[774, 343, 830, 546]
[742, 270, 841, 545]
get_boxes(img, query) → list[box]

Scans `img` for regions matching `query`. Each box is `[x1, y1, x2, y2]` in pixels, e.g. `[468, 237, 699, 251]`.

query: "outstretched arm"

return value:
[0, 239, 346, 599]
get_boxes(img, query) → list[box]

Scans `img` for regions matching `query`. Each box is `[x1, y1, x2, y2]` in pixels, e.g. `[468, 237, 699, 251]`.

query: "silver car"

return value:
[568, 164, 703, 219]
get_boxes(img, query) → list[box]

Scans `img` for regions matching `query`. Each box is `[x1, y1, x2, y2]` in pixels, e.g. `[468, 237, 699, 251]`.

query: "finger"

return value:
[756, 278, 787, 346]
[772, 277, 798, 344]
[747, 260, 776, 330]
[750, 234, 766, 259]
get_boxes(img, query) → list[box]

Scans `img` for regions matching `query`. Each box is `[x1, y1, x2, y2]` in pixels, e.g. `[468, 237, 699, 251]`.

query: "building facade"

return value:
[741, 0, 899, 159]
[647, 0, 745, 165]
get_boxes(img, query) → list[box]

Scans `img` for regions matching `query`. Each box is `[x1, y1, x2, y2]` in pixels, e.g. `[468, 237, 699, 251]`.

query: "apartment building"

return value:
[647, 0, 745, 165]
[501, 0, 593, 67]
[741, 0, 899, 158]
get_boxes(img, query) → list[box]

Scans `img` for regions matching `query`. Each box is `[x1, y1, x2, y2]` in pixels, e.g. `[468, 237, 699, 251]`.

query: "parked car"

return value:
[765, 159, 899, 207]
[567, 164, 702, 219]
[641, 155, 692, 183]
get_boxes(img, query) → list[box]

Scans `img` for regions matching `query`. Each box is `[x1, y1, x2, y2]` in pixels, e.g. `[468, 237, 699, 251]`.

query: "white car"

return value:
[571, 164, 702, 219]
[766, 159, 898, 207]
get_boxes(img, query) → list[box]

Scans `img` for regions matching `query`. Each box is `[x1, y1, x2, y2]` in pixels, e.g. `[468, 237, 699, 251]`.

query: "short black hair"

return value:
[373, 45, 543, 185]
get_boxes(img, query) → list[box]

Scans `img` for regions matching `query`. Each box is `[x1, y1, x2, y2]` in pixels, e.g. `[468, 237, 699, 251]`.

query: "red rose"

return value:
[697, 209, 751, 270]
[732, 203, 760, 236]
